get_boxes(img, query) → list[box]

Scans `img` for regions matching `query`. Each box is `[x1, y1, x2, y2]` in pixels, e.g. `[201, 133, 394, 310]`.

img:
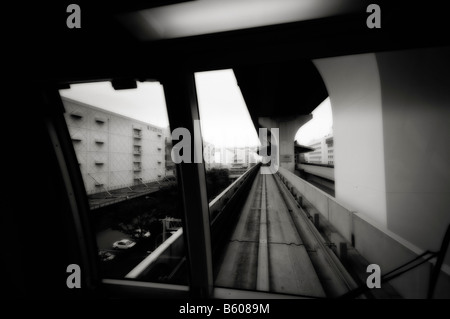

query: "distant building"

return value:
[204, 145, 258, 178]
[62, 97, 166, 194]
[325, 136, 334, 165]
[164, 128, 176, 178]
[303, 133, 334, 166]
[203, 142, 216, 170]
[305, 141, 322, 164]
[229, 151, 247, 179]
[228, 147, 258, 179]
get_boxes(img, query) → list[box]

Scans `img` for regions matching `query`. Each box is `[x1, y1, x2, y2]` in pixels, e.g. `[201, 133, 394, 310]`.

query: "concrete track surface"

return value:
[215, 169, 356, 298]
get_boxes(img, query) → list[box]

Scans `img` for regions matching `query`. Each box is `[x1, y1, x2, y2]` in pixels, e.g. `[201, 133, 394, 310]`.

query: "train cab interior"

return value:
[5, 1, 449, 300]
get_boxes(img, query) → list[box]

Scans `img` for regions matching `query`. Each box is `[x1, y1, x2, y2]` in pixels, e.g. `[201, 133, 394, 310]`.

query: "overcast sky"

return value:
[295, 97, 333, 145]
[59, 69, 332, 148]
[195, 69, 260, 147]
[60, 81, 170, 127]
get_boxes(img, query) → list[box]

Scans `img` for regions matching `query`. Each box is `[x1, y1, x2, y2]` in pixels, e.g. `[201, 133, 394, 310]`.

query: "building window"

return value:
[95, 117, 106, 124]
[133, 128, 142, 139]
[70, 111, 83, 119]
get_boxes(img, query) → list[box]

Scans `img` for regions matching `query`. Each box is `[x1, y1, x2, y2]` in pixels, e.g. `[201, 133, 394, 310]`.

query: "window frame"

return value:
[49, 73, 298, 300]
[50, 74, 215, 298]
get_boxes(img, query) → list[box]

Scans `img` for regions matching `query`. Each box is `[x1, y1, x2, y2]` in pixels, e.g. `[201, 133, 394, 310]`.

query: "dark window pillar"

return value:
[163, 71, 213, 298]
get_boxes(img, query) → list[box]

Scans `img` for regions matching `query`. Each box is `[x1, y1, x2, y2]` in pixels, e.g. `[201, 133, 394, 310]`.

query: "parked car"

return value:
[112, 239, 136, 249]
[98, 250, 115, 262]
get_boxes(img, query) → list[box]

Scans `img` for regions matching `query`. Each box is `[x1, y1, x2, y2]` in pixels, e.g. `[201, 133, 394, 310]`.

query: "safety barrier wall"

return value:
[278, 167, 450, 299]
[209, 164, 260, 222]
[297, 163, 335, 181]
[125, 164, 261, 279]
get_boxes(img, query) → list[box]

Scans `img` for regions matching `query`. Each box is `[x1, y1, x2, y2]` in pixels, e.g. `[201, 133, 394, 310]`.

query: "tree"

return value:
[205, 168, 231, 201]
[113, 210, 156, 240]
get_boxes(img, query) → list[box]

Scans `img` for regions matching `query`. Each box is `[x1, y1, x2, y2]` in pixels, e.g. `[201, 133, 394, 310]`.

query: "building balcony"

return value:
[133, 127, 142, 136]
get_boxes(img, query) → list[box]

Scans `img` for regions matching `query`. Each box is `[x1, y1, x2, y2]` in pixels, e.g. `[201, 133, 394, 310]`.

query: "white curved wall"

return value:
[376, 47, 450, 258]
[313, 47, 450, 264]
[313, 54, 387, 226]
